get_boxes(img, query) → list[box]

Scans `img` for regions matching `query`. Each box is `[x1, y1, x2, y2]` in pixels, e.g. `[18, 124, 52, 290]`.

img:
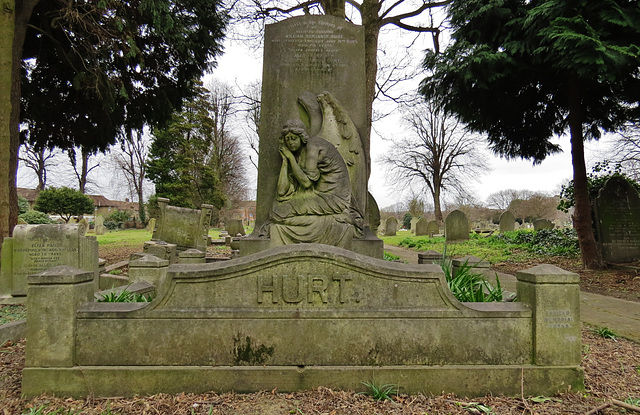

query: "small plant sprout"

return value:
[625, 396, 640, 406]
[98, 286, 153, 303]
[358, 380, 399, 401]
[591, 326, 618, 341]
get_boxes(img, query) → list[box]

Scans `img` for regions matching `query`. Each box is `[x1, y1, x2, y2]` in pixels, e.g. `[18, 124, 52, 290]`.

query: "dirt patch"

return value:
[2, 329, 639, 414]
[493, 256, 640, 303]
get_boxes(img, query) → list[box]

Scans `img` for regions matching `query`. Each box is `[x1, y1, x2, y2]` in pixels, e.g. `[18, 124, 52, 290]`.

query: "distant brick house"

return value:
[17, 188, 140, 220]
[222, 200, 256, 226]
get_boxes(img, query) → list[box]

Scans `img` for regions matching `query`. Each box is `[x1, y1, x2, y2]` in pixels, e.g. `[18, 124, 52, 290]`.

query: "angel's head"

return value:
[280, 120, 309, 152]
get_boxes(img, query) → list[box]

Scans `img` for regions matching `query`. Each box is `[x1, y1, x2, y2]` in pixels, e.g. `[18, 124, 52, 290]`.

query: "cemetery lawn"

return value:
[1, 329, 639, 414]
[383, 230, 640, 303]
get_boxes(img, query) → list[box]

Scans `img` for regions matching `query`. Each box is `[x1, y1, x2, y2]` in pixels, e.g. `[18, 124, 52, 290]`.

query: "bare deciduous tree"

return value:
[66, 146, 102, 194]
[236, 80, 261, 170]
[18, 142, 59, 191]
[486, 189, 534, 211]
[111, 128, 152, 223]
[607, 124, 640, 181]
[206, 80, 249, 209]
[381, 100, 489, 225]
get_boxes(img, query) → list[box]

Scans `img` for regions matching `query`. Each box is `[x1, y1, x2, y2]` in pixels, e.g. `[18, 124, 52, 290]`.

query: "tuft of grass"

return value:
[591, 326, 617, 341]
[625, 396, 640, 406]
[441, 257, 503, 302]
[98, 286, 153, 303]
[358, 380, 398, 401]
[383, 251, 401, 261]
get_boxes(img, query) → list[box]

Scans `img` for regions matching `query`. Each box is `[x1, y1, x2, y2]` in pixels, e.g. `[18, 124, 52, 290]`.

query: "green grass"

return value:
[591, 326, 618, 341]
[380, 229, 579, 264]
[358, 381, 399, 401]
[0, 305, 27, 326]
[96, 228, 152, 247]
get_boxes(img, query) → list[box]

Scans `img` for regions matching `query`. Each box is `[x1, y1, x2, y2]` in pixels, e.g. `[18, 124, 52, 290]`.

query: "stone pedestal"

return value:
[128, 254, 170, 288]
[516, 264, 581, 366]
[418, 250, 442, 265]
[144, 240, 177, 264]
[178, 249, 206, 264]
[26, 266, 94, 367]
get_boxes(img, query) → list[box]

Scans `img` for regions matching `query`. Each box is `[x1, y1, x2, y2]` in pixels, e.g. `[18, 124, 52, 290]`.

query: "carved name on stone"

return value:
[257, 274, 354, 305]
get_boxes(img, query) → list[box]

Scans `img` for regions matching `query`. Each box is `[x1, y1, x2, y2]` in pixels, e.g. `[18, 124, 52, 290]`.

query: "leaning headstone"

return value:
[533, 219, 554, 230]
[94, 215, 106, 235]
[594, 176, 640, 263]
[384, 217, 398, 236]
[0, 224, 99, 297]
[225, 219, 245, 237]
[445, 210, 469, 243]
[499, 211, 516, 233]
[415, 218, 429, 236]
[426, 220, 440, 237]
[152, 198, 213, 252]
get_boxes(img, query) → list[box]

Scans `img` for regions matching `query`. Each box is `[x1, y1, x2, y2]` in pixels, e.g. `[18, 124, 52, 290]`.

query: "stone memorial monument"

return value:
[21, 14, 583, 400]
[239, 15, 382, 258]
[445, 210, 470, 243]
[415, 217, 429, 236]
[94, 215, 106, 236]
[410, 216, 420, 233]
[499, 211, 516, 233]
[151, 197, 212, 252]
[426, 220, 440, 237]
[533, 218, 554, 230]
[0, 224, 99, 297]
[384, 216, 398, 236]
[225, 219, 245, 237]
[594, 176, 640, 263]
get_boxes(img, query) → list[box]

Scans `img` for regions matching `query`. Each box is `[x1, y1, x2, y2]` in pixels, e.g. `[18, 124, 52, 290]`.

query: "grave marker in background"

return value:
[595, 176, 640, 263]
[384, 217, 398, 236]
[445, 210, 469, 243]
[0, 224, 98, 297]
[499, 211, 516, 233]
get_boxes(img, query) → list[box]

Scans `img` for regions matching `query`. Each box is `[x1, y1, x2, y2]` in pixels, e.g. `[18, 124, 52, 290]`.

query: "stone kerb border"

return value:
[22, 245, 584, 398]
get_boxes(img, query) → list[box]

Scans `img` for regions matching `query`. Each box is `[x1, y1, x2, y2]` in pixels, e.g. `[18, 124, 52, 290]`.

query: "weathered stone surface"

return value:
[242, 15, 382, 257]
[146, 218, 156, 233]
[94, 215, 106, 235]
[594, 176, 640, 263]
[426, 220, 440, 237]
[23, 244, 583, 398]
[225, 219, 245, 237]
[516, 264, 581, 366]
[152, 198, 212, 252]
[0, 224, 99, 297]
[415, 218, 428, 236]
[418, 250, 442, 265]
[445, 210, 469, 243]
[533, 219, 554, 230]
[410, 217, 420, 233]
[499, 211, 516, 233]
[143, 240, 177, 264]
[26, 266, 94, 367]
[384, 217, 398, 236]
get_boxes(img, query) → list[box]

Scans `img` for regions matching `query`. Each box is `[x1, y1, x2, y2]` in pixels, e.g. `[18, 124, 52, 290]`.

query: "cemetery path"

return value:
[384, 244, 640, 343]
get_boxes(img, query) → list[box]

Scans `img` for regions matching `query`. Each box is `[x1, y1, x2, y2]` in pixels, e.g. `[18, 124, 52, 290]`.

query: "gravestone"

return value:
[152, 198, 213, 252]
[384, 217, 398, 236]
[445, 210, 469, 243]
[594, 176, 640, 263]
[533, 219, 554, 230]
[146, 217, 156, 233]
[94, 215, 106, 235]
[240, 15, 382, 258]
[410, 217, 420, 233]
[499, 211, 516, 233]
[426, 220, 440, 237]
[0, 224, 99, 297]
[225, 219, 245, 237]
[415, 217, 429, 236]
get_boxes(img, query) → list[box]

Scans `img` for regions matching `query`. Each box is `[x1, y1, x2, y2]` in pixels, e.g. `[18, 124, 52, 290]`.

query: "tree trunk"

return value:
[1, 0, 15, 263]
[361, 0, 381, 174]
[432, 187, 443, 226]
[1, 0, 38, 262]
[567, 75, 604, 269]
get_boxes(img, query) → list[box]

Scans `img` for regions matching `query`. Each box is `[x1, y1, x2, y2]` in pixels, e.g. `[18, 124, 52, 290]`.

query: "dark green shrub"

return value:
[18, 196, 30, 214]
[104, 220, 120, 230]
[19, 210, 52, 224]
[106, 210, 130, 223]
